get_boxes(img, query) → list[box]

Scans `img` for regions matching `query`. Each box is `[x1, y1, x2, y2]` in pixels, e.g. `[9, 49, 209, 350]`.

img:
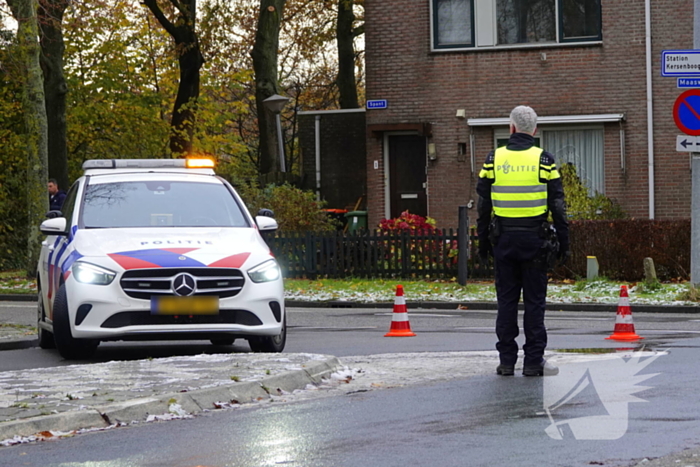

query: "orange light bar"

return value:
[186, 158, 215, 169]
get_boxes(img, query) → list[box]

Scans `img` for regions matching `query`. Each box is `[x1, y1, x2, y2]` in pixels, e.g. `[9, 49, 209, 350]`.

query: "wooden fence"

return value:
[266, 229, 486, 279]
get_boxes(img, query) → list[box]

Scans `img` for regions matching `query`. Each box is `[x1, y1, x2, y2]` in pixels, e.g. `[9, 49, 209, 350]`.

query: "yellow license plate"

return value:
[150, 296, 219, 315]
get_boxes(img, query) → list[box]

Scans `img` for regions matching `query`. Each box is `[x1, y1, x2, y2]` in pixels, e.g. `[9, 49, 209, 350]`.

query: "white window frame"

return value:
[493, 124, 605, 195]
[430, 0, 603, 52]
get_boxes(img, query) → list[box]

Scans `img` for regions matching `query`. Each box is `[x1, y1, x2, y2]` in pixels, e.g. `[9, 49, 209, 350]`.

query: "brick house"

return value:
[362, 0, 693, 229]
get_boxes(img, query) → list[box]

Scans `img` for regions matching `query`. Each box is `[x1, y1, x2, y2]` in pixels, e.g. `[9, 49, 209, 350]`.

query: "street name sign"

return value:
[677, 135, 700, 152]
[366, 99, 388, 109]
[662, 50, 700, 76]
[679, 78, 700, 88]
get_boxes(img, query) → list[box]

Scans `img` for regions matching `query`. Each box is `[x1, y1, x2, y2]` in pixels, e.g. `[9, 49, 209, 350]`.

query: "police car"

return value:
[37, 158, 285, 359]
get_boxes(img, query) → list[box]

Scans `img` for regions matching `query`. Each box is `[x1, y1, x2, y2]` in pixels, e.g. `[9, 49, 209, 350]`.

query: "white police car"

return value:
[37, 159, 285, 359]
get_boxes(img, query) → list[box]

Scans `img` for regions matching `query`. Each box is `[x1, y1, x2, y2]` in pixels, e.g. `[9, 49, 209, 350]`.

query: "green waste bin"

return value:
[345, 210, 367, 233]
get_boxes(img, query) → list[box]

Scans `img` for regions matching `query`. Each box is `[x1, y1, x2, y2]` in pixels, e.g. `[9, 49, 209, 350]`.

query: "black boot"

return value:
[496, 364, 515, 376]
[523, 360, 559, 376]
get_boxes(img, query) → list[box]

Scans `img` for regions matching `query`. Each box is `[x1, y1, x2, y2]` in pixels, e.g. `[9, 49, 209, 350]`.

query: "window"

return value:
[81, 181, 249, 229]
[542, 128, 604, 195]
[432, 0, 601, 50]
[494, 126, 604, 195]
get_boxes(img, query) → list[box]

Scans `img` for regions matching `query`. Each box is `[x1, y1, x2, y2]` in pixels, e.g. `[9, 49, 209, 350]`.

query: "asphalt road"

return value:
[2, 302, 700, 466]
[1, 339, 697, 467]
[3, 302, 700, 370]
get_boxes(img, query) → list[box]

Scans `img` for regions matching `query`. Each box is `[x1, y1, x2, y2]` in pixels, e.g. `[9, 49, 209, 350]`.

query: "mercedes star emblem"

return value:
[172, 273, 196, 296]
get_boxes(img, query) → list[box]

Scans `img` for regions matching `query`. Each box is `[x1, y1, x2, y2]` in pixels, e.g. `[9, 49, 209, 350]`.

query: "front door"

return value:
[388, 134, 427, 218]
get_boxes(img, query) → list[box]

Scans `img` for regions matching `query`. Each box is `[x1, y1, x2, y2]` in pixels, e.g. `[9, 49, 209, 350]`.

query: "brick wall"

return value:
[298, 110, 367, 210]
[364, 0, 693, 229]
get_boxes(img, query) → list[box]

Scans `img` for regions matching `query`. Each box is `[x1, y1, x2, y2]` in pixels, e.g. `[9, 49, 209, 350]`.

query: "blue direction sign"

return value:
[679, 78, 700, 88]
[366, 99, 388, 109]
[674, 89, 700, 136]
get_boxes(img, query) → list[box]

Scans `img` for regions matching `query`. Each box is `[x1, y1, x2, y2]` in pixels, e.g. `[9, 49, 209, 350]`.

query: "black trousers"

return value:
[493, 230, 549, 367]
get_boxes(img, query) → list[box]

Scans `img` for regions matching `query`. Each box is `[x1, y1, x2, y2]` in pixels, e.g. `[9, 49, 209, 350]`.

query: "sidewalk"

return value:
[0, 351, 343, 445]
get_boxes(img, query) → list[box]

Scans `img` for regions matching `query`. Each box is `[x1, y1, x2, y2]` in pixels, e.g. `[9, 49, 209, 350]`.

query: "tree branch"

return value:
[141, 0, 177, 38]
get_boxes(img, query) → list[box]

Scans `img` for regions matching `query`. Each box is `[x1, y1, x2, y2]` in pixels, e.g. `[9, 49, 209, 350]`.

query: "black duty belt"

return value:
[499, 224, 541, 233]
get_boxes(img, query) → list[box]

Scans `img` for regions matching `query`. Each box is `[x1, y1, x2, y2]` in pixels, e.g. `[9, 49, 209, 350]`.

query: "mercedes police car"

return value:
[37, 158, 285, 359]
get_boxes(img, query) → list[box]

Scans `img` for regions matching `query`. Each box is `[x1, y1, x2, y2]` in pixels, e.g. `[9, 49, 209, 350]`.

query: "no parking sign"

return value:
[674, 89, 700, 135]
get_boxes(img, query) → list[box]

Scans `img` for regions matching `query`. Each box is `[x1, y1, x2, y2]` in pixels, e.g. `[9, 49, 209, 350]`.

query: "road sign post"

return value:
[693, 153, 700, 286]
[693, 0, 700, 286]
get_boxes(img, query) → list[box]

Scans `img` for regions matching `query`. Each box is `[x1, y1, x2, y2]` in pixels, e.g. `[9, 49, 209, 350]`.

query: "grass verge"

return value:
[1, 271, 698, 305]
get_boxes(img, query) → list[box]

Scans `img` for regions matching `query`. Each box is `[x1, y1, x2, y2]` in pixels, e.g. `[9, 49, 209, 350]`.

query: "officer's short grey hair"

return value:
[510, 105, 538, 135]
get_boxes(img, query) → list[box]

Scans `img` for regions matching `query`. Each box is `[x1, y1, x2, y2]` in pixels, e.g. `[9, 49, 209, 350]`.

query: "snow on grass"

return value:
[285, 279, 698, 306]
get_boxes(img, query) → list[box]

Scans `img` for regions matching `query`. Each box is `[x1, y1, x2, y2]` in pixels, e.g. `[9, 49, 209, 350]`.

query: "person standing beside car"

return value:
[476, 105, 570, 377]
[48, 178, 67, 212]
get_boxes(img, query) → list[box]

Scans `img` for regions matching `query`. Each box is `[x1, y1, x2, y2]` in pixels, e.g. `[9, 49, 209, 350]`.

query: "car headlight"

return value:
[247, 259, 281, 283]
[72, 262, 116, 285]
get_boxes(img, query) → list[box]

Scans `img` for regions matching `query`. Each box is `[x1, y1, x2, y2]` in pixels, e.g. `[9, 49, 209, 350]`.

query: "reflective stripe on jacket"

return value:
[479, 146, 558, 218]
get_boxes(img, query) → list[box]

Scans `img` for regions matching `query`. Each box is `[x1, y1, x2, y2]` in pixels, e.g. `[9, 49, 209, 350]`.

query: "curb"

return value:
[0, 294, 36, 302]
[284, 300, 700, 314]
[2, 294, 700, 313]
[0, 336, 38, 351]
[0, 356, 343, 441]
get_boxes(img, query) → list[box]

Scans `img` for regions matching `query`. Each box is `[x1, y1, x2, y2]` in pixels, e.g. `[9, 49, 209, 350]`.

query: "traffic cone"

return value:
[606, 285, 643, 341]
[384, 285, 416, 337]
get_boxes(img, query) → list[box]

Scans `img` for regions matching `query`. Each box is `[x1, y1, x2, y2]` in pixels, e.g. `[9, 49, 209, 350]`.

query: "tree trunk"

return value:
[39, 0, 69, 190]
[142, 0, 204, 157]
[336, 0, 358, 109]
[7, 0, 50, 277]
[251, 0, 285, 175]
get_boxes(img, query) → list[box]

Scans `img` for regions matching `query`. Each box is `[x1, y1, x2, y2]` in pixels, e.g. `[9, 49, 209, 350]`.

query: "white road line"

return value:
[374, 313, 456, 318]
[547, 317, 612, 321]
[638, 329, 700, 334]
[293, 326, 378, 330]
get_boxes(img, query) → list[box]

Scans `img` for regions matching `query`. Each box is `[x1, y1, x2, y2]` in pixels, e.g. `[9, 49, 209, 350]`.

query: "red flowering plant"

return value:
[379, 210, 438, 232]
[377, 211, 458, 275]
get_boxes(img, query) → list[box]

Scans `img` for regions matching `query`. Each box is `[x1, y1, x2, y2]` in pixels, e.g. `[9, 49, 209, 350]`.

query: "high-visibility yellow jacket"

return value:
[478, 145, 560, 218]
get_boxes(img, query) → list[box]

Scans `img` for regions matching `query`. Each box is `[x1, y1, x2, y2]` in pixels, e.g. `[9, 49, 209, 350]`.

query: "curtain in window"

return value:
[437, 0, 472, 46]
[542, 129, 604, 195]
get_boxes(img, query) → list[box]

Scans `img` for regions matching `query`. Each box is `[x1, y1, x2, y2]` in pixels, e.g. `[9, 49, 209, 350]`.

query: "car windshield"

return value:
[81, 180, 249, 228]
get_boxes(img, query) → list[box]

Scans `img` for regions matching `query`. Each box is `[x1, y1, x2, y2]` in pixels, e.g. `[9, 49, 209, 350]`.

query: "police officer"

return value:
[476, 105, 569, 377]
[48, 178, 67, 212]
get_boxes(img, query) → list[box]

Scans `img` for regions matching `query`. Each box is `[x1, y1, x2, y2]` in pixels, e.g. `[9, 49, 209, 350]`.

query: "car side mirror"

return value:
[39, 217, 68, 236]
[255, 216, 278, 232]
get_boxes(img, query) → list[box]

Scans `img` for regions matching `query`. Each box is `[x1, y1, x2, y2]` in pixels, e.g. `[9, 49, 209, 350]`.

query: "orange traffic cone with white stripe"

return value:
[384, 285, 416, 337]
[606, 285, 643, 341]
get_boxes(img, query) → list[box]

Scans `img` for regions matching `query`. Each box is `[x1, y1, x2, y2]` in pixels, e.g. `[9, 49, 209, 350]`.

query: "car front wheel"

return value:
[248, 315, 286, 353]
[53, 284, 99, 360]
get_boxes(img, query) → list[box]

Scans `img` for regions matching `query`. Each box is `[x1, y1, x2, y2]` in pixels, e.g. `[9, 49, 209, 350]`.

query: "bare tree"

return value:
[142, 0, 204, 156]
[336, 0, 362, 109]
[38, 0, 69, 190]
[251, 0, 285, 175]
[7, 0, 49, 276]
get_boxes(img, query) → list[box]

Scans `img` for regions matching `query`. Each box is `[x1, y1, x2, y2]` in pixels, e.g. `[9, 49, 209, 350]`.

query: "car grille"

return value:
[120, 268, 245, 300]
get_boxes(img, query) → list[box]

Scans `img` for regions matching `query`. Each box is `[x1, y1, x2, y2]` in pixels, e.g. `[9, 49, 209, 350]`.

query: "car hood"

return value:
[72, 228, 270, 271]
